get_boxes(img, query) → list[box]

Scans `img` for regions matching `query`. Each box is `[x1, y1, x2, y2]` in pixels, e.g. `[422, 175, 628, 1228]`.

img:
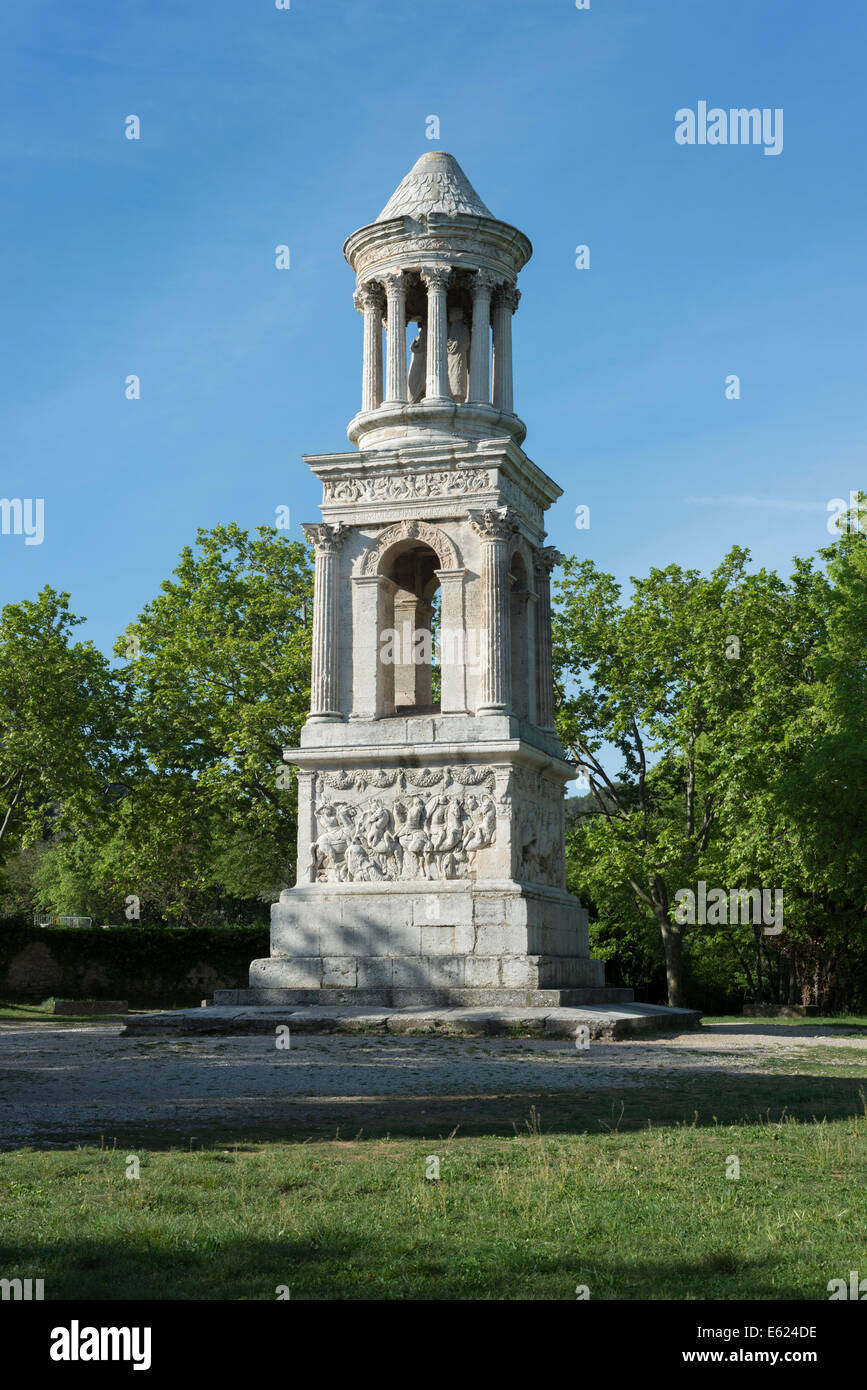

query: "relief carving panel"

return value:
[309, 766, 496, 883]
[508, 767, 566, 888]
[323, 467, 491, 505]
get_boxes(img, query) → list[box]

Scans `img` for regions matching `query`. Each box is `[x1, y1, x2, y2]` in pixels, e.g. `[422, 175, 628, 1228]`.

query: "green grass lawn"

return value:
[2, 1108, 866, 1300]
[3, 1008, 866, 1299]
[703, 1014, 867, 1030]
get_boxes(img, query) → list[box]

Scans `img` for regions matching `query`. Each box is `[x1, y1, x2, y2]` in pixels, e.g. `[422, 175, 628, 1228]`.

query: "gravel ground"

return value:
[1, 1021, 864, 1150]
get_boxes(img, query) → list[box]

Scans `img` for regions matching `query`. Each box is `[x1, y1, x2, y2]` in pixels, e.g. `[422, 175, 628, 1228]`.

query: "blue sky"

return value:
[1, 0, 865, 655]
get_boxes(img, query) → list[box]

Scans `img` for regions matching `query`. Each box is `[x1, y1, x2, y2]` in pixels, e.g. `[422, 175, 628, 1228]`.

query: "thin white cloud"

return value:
[685, 495, 827, 513]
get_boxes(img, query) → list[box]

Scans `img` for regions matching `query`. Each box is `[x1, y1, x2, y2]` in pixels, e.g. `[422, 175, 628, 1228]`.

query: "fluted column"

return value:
[302, 523, 348, 722]
[534, 546, 562, 731]
[492, 282, 520, 414]
[468, 270, 496, 404]
[422, 266, 451, 403]
[354, 282, 383, 413]
[469, 508, 517, 715]
[383, 273, 407, 404]
[436, 567, 468, 714]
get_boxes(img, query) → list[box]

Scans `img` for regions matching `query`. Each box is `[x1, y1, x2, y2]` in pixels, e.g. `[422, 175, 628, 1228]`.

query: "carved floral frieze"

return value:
[323, 468, 491, 505]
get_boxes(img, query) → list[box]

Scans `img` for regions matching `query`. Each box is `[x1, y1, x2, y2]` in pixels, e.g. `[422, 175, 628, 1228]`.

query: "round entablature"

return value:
[343, 213, 531, 285]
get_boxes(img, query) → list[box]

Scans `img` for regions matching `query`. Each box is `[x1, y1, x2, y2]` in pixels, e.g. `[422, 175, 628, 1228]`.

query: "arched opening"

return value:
[509, 551, 531, 719]
[380, 542, 441, 716]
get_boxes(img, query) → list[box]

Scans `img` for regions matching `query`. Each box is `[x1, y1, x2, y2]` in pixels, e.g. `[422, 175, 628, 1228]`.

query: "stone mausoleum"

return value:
[239, 152, 633, 1008]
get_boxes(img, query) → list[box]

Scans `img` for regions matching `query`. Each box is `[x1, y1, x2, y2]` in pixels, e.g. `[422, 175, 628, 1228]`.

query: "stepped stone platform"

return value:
[122, 1001, 701, 1039]
[215, 984, 635, 1007]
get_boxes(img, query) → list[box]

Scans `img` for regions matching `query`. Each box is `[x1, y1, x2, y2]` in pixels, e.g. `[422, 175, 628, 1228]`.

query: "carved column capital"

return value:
[421, 264, 452, 293]
[496, 281, 521, 314]
[354, 280, 383, 314]
[468, 507, 517, 545]
[302, 522, 349, 554]
[474, 268, 499, 295]
[382, 270, 408, 301]
[534, 545, 564, 577]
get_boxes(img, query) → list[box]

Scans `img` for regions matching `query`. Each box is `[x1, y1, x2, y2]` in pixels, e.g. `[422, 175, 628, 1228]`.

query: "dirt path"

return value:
[1, 1022, 864, 1149]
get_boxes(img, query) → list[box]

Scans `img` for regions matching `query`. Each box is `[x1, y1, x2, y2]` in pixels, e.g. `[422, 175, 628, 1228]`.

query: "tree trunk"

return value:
[753, 926, 764, 1005]
[658, 914, 687, 1007]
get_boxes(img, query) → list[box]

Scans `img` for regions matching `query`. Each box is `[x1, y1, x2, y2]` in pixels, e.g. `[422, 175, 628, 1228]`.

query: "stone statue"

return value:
[447, 307, 470, 402]
[408, 322, 427, 402]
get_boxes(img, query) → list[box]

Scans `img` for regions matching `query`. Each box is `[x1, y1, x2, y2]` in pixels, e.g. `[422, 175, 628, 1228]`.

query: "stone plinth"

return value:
[251, 880, 603, 1000]
[124, 1003, 702, 1038]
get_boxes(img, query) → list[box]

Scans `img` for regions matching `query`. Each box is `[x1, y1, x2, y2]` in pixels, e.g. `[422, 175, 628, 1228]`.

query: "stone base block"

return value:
[248, 952, 604, 992]
[261, 879, 602, 996]
[215, 984, 630, 1008]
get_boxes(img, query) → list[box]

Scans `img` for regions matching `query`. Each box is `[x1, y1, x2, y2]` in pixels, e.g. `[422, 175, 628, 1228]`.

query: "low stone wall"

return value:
[0, 923, 269, 1008]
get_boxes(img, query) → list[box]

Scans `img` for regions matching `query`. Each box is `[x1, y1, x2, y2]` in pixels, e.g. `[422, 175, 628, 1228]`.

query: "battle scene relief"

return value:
[308, 765, 497, 883]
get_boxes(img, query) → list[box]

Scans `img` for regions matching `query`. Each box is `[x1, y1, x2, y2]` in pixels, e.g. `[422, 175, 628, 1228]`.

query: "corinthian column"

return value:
[302, 522, 348, 722]
[383, 273, 407, 404]
[534, 546, 563, 732]
[468, 270, 496, 404]
[354, 282, 383, 413]
[492, 282, 520, 414]
[469, 507, 517, 715]
[422, 266, 451, 403]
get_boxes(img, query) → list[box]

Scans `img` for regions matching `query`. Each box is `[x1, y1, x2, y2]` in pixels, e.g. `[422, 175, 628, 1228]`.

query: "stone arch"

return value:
[359, 519, 460, 577]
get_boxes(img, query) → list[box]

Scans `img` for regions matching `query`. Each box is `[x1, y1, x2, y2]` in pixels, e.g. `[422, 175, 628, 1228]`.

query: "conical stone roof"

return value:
[376, 151, 494, 222]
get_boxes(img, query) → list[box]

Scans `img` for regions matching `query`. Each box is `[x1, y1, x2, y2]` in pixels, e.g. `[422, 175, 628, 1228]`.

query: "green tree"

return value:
[0, 586, 125, 862]
[108, 523, 313, 922]
[553, 548, 788, 1007]
[714, 510, 867, 1008]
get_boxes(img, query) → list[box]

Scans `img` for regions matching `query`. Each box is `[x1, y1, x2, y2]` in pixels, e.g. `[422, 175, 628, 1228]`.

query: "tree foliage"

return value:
[0, 587, 125, 859]
[555, 522, 867, 1011]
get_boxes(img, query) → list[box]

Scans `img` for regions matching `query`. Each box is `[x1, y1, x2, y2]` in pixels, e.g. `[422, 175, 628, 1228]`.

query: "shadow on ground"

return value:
[5, 1069, 865, 1150]
[0, 1234, 832, 1301]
